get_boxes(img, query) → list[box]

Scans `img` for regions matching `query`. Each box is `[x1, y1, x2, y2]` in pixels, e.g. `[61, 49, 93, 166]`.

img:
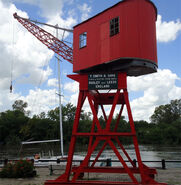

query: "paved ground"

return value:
[0, 167, 180, 185]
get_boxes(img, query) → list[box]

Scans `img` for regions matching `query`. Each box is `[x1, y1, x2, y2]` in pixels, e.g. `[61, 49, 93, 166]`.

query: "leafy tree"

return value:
[47, 103, 87, 122]
[172, 119, 181, 144]
[0, 110, 29, 145]
[62, 103, 76, 122]
[47, 107, 59, 121]
[12, 100, 30, 116]
[0, 100, 181, 147]
[37, 112, 46, 119]
[20, 117, 57, 141]
[47, 103, 76, 121]
[150, 99, 181, 124]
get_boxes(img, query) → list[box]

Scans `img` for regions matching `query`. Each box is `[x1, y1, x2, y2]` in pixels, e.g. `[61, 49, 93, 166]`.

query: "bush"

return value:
[0, 159, 36, 178]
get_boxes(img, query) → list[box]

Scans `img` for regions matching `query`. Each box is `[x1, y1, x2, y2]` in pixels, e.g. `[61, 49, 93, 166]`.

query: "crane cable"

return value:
[10, 18, 15, 93]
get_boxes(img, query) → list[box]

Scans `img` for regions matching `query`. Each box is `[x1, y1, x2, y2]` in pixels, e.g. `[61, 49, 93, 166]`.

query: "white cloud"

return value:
[156, 15, 181, 42]
[1, 0, 181, 121]
[63, 82, 78, 108]
[0, 86, 69, 116]
[2, 68, 177, 121]
[47, 78, 58, 87]
[0, 90, 20, 112]
[8, 0, 76, 59]
[0, 1, 54, 91]
[64, 81, 79, 93]
[127, 69, 181, 121]
[20, 88, 59, 116]
[0, 87, 60, 116]
[0, 0, 77, 114]
[78, 3, 92, 21]
[63, 70, 181, 122]
[9, 0, 65, 18]
[63, 81, 91, 113]
[66, 92, 79, 106]
[45, 13, 76, 40]
[10, 0, 76, 37]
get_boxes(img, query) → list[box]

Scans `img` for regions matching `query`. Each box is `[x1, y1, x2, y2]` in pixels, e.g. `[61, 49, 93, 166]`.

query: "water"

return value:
[77, 145, 181, 168]
[0, 144, 181, 168]
[97, 145, 181, 168]
[0, 143, 62, 160]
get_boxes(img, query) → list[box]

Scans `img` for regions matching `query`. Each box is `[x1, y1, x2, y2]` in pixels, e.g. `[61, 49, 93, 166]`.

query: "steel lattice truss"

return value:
[13, 13, 73, 64]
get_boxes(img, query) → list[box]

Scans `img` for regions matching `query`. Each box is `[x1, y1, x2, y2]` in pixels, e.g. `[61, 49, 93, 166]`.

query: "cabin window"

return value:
[110, 17, 119, 36]
[79, 32, 87, 48]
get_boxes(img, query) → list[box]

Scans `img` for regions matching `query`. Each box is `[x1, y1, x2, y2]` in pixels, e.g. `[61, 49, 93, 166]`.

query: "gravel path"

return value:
[0, 167, 180, 185]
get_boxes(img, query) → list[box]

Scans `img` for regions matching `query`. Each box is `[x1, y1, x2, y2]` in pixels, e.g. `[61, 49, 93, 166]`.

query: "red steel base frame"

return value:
[45, 73, 166, 185]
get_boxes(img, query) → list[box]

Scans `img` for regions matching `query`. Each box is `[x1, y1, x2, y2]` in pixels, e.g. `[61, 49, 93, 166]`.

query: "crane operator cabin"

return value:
[73, 0, 157, 77]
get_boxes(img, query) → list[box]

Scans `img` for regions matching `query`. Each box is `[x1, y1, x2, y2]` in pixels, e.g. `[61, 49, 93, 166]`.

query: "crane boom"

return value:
[13, 13, 73, 64]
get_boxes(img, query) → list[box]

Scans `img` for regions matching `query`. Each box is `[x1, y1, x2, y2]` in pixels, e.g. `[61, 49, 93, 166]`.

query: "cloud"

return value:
[63, 81, 79, 108]
[64, 81, 79, 93]
[0, 90, 20, 112]
[2, 69, 180, 122]
[156, 15, 181, 42]
[45, 13, 76, 40]
[0, 0, 76, 114]
[19, 88, 59, 116]
[9, 0, 65, 18]
[63, 69, 181, 122]
[78, 3, 92, 21]
[47, 78, 58, 87]
[8, 0, 76, 51]
[63, 81, 91, 113]
[0, 1, 54, 92]
[0, 87, 67, 116]
[127, 69, 181, 121]
[1, 0, 181, 121]
[10, 0, 77, 33]
[0, 0, 77, 92]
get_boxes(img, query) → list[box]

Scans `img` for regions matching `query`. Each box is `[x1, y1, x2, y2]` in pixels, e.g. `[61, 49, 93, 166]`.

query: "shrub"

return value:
[0, 159, 36, 178]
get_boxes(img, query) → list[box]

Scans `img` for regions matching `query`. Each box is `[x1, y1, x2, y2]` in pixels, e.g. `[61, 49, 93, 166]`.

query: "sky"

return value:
[0, 0, 181, 122]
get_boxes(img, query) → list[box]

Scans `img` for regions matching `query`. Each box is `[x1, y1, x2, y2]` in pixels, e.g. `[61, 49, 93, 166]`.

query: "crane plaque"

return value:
[88, 73, 118, 90]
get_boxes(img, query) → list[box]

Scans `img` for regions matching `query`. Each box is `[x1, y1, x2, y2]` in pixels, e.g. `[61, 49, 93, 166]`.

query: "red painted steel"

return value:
[45, 182, 166, 185]
[13, 0, 157, 76]
[13, 1, 165, 184]
[45, 73, 167, 185]
[71, 166, 157, 174]
[73, 0, 158, 76]
[13, 13, 73, 64]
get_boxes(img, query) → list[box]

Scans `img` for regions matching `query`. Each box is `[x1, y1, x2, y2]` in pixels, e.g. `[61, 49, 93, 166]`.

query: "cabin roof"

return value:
[73, 0, 157, 29]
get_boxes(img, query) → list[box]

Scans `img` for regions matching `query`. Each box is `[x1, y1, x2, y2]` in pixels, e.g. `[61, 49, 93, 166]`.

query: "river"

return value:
[0, 144, 181, 168]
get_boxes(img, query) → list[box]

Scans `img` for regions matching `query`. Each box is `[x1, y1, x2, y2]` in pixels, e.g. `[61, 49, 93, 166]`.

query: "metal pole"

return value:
[56, 25, 64, 157]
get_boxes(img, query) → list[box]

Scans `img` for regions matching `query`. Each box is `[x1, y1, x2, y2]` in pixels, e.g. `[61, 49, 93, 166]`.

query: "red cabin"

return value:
[73, 0, 157, 76]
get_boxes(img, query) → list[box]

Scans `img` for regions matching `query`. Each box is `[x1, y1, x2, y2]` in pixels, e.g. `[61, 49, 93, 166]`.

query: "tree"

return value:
[47, 103, 77, 122]
[0, 110, 29, 145]
[150, 99, 181, 124]
[47, 107, 59, 121]
[62, 103, 76, 122]
[12, 100, 30, 116]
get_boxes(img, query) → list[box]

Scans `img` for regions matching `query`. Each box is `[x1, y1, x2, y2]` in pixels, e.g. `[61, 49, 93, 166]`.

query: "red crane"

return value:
[13, 4, 166, 184]
[13, 13, 73, 64]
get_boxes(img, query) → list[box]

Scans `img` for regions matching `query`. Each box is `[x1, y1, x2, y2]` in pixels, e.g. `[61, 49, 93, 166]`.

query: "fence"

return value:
[1, 158, 181, 169]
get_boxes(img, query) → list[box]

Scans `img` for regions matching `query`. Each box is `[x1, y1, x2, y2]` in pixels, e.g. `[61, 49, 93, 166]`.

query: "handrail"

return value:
[1, 159, 181, 169]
